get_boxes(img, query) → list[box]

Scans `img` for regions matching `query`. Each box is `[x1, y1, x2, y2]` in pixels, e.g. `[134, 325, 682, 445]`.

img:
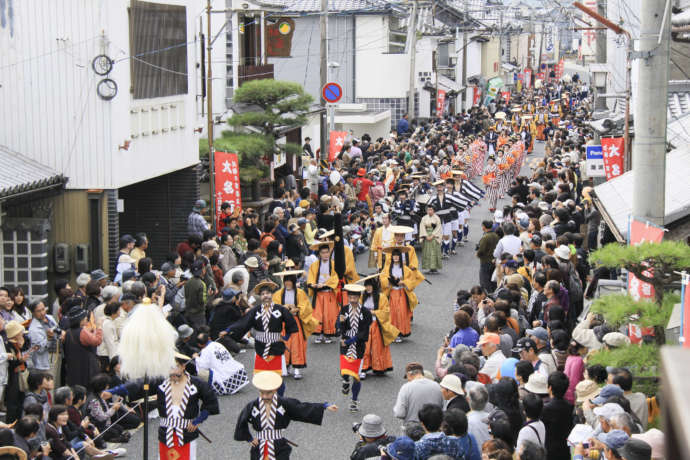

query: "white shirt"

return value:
[516, 420, 546, 449]
[480, 349, 506, 382]
[493, 234, 523, 259]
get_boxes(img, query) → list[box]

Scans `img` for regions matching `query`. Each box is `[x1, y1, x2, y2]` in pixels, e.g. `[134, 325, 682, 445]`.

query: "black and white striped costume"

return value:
[234, 395, 328, 459]
[461, 180, 485, 200]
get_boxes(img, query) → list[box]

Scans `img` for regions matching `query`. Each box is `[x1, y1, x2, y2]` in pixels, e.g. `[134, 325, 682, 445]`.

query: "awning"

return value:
[437, 74, 464, 93]
[592, 146, 690, 241]
[0, 146, 67, 201]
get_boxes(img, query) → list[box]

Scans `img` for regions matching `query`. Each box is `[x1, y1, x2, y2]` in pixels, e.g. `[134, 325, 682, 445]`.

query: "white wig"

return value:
[118, 300, 177, 379]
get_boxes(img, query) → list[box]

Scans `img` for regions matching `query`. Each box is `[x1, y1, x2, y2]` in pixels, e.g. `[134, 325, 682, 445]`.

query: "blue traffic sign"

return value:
[322, 82, 343, 103]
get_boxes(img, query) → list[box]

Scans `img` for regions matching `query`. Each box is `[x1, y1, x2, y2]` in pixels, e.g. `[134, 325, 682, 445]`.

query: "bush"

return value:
[587, 344, 659, 396]
[590, 293, 679, 329]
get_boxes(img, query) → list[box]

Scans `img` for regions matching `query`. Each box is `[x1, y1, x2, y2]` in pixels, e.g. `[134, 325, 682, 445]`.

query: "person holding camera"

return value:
[350, 414, 396, 460]
[27, 299, 63, 378]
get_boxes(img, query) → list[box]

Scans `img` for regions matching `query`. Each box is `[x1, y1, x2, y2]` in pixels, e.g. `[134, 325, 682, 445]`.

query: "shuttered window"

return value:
[129, 1, 188, 99]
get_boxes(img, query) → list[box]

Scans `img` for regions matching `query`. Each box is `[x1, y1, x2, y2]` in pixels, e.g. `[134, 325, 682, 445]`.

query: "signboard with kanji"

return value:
[602, 137, 624, 180]
[585, 145, 605, 177]
[436, 89, 446, 117]
[329, 130, 347, 162]
[214, 151, 242, 218]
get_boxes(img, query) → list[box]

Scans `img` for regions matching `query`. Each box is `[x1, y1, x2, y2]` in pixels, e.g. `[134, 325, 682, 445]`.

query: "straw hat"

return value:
[5, 321, 25, 339]
[309, 240, 335, 252]
[252, 372, 283, 391]
[174, 352, 191, 362]
[494, 111, 506, 120]
[382, 245, 411, 254]
[253, 280, 279, 294]
[343, 284, 365, 294]
[356, 273, 381, 284]
[432, 180, 445, 186]
[273, 270, 305, 278]
[317, 229, 335, 239]
[390, 225, 414, 235]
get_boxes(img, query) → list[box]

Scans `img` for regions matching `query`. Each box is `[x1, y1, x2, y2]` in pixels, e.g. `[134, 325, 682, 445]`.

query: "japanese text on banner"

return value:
[436, 90, 446, 117]
[329, 131, 347, 162]
[627, 217, 665, 302]
[214, 151, 242, 226]
[601, 137, 624, 180]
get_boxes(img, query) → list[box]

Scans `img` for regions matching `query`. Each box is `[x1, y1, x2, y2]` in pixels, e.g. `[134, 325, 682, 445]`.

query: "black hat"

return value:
[191, 259, 205, 276]
[67, 307, 88, 327]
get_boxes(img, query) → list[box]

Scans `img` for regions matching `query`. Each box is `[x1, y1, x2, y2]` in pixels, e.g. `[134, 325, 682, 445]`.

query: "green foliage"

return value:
[214, 132, 273, 182]
[587, 344, 659, 395]
[590, 293, 679, 329]
[199, 138, 209, 159]
[228, 79, 313, 136]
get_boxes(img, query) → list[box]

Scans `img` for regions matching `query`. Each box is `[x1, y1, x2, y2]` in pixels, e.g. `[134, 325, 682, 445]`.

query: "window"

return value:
[129, 1, 188, 99]
[388, 16, 407, 54]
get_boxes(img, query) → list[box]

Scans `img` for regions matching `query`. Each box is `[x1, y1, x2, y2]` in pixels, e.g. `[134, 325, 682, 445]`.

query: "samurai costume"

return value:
[234, 394, 329, 460]
[428, 191, 454, 257]
[227, 302, 298, 379]
[272, 285, 318, 373]
[360, 286, 398, 376]
[380, 255, 421, 338]
[307, 257, 339, 340]
[419, 212, 442, 271]
[338, 299, 372, 412]
[392, 197, 417, 241]
[156, 373, 219, 460]
[195, 340, 249, 395]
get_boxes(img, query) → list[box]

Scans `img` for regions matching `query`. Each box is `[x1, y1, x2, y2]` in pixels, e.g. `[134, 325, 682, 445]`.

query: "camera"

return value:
[352, 422, 361, 433]
[52, 327, 63, 335]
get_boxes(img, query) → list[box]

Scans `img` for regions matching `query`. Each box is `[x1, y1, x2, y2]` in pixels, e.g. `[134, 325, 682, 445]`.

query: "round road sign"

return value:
[322, 82, 343, 103]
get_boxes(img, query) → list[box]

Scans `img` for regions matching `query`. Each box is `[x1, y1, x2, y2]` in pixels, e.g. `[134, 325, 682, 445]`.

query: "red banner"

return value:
[555, 58, 565, 80]
[214, 152, 242, 225]
[472, 87, 482, 106]
[329, 131, 347, 162]
[602, 137, 624, 180]
[537, 72, 545, 81]
[627, 217, 665, 302]
[501, 91, 511, 104]
[436, 89, 446, 117]
[524, 69, 532, 88]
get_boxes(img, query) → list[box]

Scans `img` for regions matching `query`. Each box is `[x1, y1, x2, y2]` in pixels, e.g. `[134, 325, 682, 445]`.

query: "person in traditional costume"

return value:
[234, 372, 338, 460]
[272, 270, 318, 380]
[379, 248, 421, 341]
[484, 156, 500, 212]
[194, 331, 249, 395]
[337, 284, 372, 412]
[306, 241, 339, 343]
[391, 190, 417, 243]
[157, 353, 220, 460]
[359, 276, 398, 379]
[419, 206, 442, 273]
[535, 106, 549, 141]
[369, 213, 393, 269]
[224, 280, 298, 396]
[428, 180, 454, 258]
[316, 228, 359, 284]
[496, 149, 511, 198]
[484, 125, 498, 157]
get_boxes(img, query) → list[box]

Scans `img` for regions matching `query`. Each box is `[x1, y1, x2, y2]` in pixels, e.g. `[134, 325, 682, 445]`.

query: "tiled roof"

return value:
[0, 145, 67, 200]
[259, 0, 394, 13]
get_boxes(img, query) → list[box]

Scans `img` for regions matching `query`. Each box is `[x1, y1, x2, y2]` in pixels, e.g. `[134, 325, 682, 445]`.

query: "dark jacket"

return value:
[184, 276, 207, 317]
[350, 435, 396, 460]
[476, 231, 499, 264]
[209, 299, 244, 339]
[542, 397, 573, 460]
[446, 395, 470, 413]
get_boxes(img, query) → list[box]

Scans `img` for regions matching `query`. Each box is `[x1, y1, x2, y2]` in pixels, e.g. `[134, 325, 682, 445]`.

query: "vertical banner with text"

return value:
[472, 87, 482, 106]
[329, 131, 347, 162]
[214, 152, 242, 224]
[602, 137, 625, 180]
[524, 69, 532, 88]
[501, 91, 511, 104]
[436, 90, 446, 117]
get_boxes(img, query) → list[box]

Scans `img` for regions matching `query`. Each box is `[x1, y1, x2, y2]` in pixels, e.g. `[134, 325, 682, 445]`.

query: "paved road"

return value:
[128, 146, 539, 459]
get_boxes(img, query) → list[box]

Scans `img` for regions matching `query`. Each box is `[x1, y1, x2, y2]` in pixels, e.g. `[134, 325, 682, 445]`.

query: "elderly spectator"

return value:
[393, 363, 443, 423]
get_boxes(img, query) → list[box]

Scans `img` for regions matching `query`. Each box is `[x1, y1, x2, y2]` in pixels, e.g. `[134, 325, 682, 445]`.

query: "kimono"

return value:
[535, 111, 549, 140]
[228, 303, 298, 374]
[234, 394, 326, 460]
[392, 198, 417, 236]
[419, 213, 442, 271]
[382, 246, 425, 287]
[361, 293, 398, 373]
[380, 263, 421, 336]
[337, 303, 372, 380]
[273, 288, 319, 368]
[307, 259, 339, 336]
[496, 154, 511, 196]
[484, 163, 500, 210]
[195, 341, 249, 395]
[369, 224, 394, 269]
[157, 374, 220, 460]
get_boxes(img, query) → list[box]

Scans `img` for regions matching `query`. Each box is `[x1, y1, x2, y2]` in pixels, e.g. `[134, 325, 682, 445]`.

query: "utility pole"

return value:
[537, 23, 544, 77]
[594, 0, 607, 111]
[407, 0, 417, 118]
[319, 0, 328, 161]
[206, 0, 215, 232]
[461, 0, 468, 111]
[632, 0, 671, 226]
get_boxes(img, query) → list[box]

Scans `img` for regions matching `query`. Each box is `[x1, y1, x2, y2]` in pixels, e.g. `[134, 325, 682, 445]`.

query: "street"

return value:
[128, 149, 538, 459]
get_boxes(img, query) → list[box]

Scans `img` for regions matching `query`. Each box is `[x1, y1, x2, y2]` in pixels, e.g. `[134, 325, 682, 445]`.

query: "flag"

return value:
[601, 137, 624, 180]
[214, 151, 242, 223]
[436, 90, 446, 117]
[501, 91, 511, 104]
[328, 131, 347, 162]
[472, 87, 482, 106]
[627, 217, 665, 301]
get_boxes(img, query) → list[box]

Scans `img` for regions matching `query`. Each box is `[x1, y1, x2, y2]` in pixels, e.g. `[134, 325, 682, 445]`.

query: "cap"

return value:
[358, 414, 386, 438]
[252, 372, 283, 391]
[592, 384, 624, 405]
[477, 333, 500, 346]
[596, 429, 629, 450]
[297, 218, 307, 226]
[619, 438, 653, 460]
[512, 337, 537, 353]
[193, 199, 207, 211]
[526, 326, 549, 343]
[191, 259, 205, 276]
[386, 436, 415, 460]
[524, 372, 549, 395]
[439, 374, 464, 395]
[221, 288, 240, 301]
[357, 168, 366, 177]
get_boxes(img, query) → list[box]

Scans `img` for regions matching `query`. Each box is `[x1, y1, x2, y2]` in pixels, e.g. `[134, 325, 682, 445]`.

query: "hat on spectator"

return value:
[493, 210, 504, 223]
[386, 436, 415, 460]
[122, 270, 137, 283]
[505, 273, 523, 286]
[76, 273, 91, 288]
[603, 332, 631, 348]
[530, 234, 543, 247]
[526, 326, 549, 343]
[193, 199, 207, 211]
[632, 429, 664, 459]
[538, 201, 550, 212]
[512, 337, 537, 353]
[5, 321, 25, 339]
[593, 402, 625, 419]
[299, 200, 310, 208]
[439, 374, 464, 395]
[554, 245, 571, 260]
[596, 429, 629, 450]
[297, 218, 307, 226]
[524, 373, 549, 395]
[66, 308, 88, 328]
[161, 262, 176, 273]
[575, 379, 601, 404]
[177, 324, 194, 339]
[191, 259, 205, 276]
[90, 269, 108, 281]
[477, 333, 500, 346]
[592, 384, 624, 405]
[357, 168, 366, 177]
[244, 257, 259, 268]
[201, 240, 218, 252]
[358, 414, 386, 438]
[221, 288, 240, 301]
[619, 438, 653, 460]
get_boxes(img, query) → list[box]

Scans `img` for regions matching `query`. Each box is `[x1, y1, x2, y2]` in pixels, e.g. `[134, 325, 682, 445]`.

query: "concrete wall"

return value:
[482, 37, 501, 79]
[605, 0, 641, 113]
[0, 0, 217, 190]
[268, 15, 355, 103]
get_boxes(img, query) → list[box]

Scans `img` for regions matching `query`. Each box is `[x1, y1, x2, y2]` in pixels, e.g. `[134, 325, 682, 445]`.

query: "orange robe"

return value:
[361, 294, 398, 373]
[380, 264, 421, 336]
[307, 259, 339, 336]
[274, 287, 318, 368]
